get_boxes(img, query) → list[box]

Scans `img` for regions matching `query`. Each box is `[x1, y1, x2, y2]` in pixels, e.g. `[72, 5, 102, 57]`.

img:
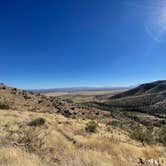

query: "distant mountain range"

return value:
[28, 87, 131, 93]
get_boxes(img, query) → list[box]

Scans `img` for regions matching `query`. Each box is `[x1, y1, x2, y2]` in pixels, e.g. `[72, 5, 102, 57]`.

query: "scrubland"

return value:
[0, 109, 165, 166]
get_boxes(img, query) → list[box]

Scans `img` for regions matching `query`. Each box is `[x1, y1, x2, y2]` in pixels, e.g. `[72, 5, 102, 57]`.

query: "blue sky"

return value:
[0, 0, 166, 89]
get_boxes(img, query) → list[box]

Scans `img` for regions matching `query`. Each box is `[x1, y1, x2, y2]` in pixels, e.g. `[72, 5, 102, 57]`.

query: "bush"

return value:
[27, 117, 46, 127]
[158, 126, 166, 145]
[85, 120, 98, 133]
[0, 102, 9, 109]
[130, 127, 154, 145]
[63, 110, 72, 117]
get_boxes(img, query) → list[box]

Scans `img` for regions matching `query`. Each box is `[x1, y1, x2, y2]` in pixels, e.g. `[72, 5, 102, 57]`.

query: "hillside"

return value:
[111, 80, 166, 99]
[0, 109, 165, 166]
[82, 81, 166, 118]
[0, 83, 112, 120]
[107, 81, 166, 117]
[0, 83, 57, 113]
[0, 82, 165, 166]
[80, 81, 166, 148]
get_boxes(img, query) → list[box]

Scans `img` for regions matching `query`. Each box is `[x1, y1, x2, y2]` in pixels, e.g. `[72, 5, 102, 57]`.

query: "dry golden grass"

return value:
[142, 147, 159, 159]
[0, 147, 45, 166]
[0, 109, 165, 166]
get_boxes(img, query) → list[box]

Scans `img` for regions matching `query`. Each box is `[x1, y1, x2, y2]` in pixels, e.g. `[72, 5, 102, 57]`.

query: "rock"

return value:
[138, 158, 166, 166]
[154, 160, 159, 166]
[138, 158, 146, 165]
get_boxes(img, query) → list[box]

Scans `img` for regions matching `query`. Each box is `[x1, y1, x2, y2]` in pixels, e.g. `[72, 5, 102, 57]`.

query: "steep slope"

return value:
[111, 80, 166, 99]
[107, 81, 166, 116]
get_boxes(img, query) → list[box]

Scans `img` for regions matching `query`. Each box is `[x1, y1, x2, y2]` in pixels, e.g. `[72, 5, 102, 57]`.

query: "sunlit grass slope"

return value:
[0, 109, 165, 166]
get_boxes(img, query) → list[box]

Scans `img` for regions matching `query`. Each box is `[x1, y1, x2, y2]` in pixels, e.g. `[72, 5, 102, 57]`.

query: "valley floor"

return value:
[0, 109, 165, 166]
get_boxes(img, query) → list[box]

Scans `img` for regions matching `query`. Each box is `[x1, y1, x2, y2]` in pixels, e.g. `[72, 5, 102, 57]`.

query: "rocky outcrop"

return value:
[138, 158, 166, 166]
[0, 83, 56, 113]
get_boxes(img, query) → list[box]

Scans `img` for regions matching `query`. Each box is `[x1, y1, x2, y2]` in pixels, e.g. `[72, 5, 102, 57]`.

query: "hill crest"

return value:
[111, 80, 166, 99]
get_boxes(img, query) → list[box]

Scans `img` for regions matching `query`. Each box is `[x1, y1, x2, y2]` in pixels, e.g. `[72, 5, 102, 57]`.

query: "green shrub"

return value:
[85, 120, 98, 133]
[0, 102, 9, 109]
[130, 127, 154, 145]
[158, 126, 166, 145]
[27, 117, 46, 127]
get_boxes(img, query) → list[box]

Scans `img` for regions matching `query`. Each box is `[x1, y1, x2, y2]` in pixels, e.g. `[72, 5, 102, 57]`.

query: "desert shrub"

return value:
[6, 125, 48, 153]
[85, 120, 98, 133]
[27, 117, 45, 127]
[130, 127, 154, 145]
[158, 126, 166, 145]
[63, 110, 72, 117]
[71, 107, 75, 110]
[107, 121, 121, 127]
[0, 102, 9, 109]
[64, 99, 73, 103]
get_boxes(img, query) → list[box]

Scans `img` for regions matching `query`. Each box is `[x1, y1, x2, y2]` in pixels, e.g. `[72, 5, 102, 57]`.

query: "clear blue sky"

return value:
[0, 0, 166, 89]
